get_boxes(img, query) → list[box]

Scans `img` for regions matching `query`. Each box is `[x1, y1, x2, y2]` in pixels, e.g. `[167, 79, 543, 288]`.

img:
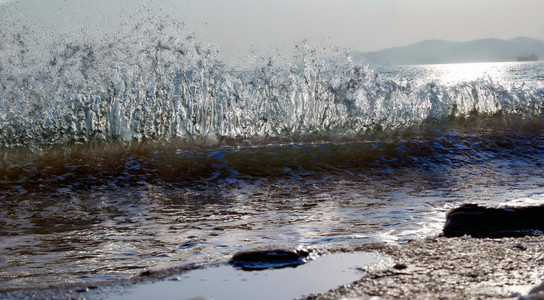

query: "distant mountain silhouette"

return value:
[352, 37, 544, 65]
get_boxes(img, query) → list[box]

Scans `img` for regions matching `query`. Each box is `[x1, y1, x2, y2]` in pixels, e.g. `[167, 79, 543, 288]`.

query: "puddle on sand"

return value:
[102, 252, 386, 300]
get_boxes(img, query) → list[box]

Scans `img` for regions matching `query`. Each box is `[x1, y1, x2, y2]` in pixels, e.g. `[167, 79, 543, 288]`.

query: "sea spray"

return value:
[1, 5, 543, 150]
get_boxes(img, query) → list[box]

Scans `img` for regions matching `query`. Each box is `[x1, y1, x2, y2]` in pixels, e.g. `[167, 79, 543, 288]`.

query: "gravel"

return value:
[305, 235, 544, 299]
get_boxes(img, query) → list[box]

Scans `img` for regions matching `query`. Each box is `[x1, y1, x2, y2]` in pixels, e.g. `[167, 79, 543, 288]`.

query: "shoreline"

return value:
[3, 235, 544, 299]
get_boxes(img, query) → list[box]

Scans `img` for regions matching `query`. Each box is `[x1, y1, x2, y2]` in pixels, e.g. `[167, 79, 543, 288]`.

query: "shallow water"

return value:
[1, 0, 544, 292]
[101, 252, 384, 300]
[2, 133, 544, 289]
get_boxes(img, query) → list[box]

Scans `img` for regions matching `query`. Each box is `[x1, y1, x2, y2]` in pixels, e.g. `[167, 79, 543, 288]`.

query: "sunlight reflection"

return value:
[425, 62, 512, 85]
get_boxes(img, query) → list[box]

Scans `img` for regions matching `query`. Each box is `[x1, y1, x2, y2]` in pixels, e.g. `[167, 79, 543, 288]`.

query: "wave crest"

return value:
[1, 9, 543, 150]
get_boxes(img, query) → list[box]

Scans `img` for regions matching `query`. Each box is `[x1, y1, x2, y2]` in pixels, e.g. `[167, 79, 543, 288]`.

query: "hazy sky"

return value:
[178, 0, 544, 58]
[2, 0, 543, 62]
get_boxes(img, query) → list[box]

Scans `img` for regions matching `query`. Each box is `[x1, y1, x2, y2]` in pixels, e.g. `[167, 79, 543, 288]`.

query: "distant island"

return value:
[352, 37, 544, 65]
[517, 54, 539, 62]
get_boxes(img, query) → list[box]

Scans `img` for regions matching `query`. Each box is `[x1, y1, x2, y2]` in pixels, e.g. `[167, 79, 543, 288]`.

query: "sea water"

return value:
[1, 1, 544, 293]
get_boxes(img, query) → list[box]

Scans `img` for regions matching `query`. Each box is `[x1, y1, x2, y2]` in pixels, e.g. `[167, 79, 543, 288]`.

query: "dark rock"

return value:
[443, 204, 544, 238]
[139, 270, 153, 277]
[393, 263, 408, 270]
[514, 243, 527, 251]
[229, 248, 315, 270]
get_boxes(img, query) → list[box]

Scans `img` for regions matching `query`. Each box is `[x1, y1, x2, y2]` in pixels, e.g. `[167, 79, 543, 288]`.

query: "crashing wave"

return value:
[0, 7, 543, 150]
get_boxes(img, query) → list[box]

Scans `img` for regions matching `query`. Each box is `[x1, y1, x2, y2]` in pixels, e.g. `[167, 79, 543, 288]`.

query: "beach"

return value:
[308, 235, 544, 299]
[3, 232, 544, 299]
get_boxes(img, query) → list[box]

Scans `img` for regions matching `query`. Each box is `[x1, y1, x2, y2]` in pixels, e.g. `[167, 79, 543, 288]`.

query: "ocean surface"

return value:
[1, 5, 544, 291]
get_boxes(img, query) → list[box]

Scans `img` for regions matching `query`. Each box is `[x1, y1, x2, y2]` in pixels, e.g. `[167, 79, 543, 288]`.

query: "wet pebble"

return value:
[229, 248, 316, 270]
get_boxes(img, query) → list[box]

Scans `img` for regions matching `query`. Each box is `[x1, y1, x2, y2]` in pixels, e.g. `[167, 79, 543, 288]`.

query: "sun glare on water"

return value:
[427, 61, 513, 85]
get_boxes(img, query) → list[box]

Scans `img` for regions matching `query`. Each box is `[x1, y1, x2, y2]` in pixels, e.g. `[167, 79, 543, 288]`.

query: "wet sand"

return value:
[306, 235, 544, 299]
